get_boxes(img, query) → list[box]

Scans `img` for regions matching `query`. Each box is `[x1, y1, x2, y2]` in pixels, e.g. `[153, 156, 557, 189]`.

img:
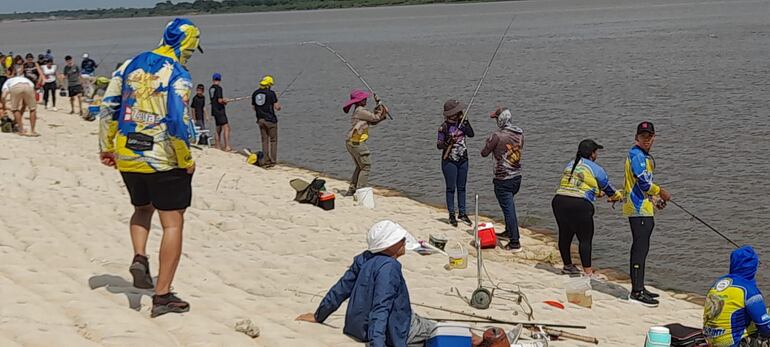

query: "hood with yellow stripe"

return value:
[153, 18, 202, 65]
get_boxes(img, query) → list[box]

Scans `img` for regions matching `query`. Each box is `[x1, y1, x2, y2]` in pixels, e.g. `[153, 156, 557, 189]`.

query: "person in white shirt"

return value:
[2, 68, 38, 136]
[41, 59, 58, 111]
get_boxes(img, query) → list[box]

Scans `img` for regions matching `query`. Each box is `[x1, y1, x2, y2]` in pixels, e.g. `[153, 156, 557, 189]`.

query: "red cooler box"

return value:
[477, 223, 497, 249]
[319, 192, 335, 210]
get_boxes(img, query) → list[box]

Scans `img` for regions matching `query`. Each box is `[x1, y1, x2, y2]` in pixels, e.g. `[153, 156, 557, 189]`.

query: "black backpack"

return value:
[1, 116, 13, 133]
[294, 178, 326, 206]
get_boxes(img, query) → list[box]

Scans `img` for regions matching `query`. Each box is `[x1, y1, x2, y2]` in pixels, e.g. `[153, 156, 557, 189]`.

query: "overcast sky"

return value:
[3, 0, 163, 14]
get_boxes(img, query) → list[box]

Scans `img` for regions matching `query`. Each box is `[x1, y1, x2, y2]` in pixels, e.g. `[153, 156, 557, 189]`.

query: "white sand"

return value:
[0, 108, 703, 346]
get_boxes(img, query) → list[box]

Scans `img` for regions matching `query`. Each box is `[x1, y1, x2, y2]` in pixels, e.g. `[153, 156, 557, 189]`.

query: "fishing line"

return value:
[300, 41, 394, 120]
[669, 200, 740, 248]
[443, 16, 514, 160]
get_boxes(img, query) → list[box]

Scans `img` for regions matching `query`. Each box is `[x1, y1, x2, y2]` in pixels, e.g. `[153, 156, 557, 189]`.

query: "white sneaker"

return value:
[52, 107, 58, 112]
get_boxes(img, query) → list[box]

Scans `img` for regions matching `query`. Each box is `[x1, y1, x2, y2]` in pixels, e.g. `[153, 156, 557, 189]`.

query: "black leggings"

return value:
[552, 195, 595, 268]
[43, 82, 56, 107]
[629, 217, 655, 293]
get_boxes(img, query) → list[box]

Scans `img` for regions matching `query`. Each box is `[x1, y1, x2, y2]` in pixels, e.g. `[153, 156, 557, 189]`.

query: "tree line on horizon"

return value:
[1, 0, 500, 21]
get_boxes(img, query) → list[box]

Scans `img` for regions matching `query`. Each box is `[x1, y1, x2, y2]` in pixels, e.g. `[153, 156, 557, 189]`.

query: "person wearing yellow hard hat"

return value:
[251, 74, 282, 167]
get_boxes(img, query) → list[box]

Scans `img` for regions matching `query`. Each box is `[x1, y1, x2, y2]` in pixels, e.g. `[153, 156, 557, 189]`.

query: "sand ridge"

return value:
[0, 108, 702, 346]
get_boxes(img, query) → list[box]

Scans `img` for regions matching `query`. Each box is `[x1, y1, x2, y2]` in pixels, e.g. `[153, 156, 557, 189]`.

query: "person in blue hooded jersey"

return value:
[98, 17, 203, 318]
[296, 220, 483, 347]
[704, 246, 770, 347]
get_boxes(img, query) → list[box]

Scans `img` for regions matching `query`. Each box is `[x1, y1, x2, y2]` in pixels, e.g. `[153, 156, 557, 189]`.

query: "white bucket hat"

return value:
[367, 220, 419, 253]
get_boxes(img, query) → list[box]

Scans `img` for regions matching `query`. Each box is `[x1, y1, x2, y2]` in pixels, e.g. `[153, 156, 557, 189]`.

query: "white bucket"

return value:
[354, 187, 375, 209]
[565, 276, 592, 308]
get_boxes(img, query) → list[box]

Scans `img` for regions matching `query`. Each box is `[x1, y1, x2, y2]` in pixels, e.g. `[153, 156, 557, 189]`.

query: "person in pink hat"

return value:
[343, 89, 389, 196]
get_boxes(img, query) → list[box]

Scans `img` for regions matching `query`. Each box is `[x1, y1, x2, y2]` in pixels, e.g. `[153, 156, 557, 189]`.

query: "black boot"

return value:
[448, 214, 458, 227]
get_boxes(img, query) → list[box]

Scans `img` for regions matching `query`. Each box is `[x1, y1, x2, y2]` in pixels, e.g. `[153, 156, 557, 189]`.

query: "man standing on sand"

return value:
[209, 73, 231, 151]
[252, 75, 282, 167]
[623, 121, 671, 307]
[99, 17, 202, 318]
[62, 55, 83, 116]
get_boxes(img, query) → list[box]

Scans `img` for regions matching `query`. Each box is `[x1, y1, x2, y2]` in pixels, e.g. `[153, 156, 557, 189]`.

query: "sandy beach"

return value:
[0, 107, 704, 346]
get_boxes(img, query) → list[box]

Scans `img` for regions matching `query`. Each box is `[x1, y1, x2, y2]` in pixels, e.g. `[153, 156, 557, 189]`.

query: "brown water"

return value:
[3, 0, 769, 294]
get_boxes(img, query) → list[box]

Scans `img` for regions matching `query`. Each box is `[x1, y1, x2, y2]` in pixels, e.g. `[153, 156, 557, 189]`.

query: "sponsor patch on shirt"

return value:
[716, 278, 732, 291]
[124, 106, 162, 124]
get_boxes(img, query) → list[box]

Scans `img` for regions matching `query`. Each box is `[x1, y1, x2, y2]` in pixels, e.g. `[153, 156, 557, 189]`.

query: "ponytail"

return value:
[568, 152, 581, 180]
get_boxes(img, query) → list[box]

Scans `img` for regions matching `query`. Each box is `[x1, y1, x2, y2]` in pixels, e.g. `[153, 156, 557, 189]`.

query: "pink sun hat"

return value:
[343, 89, 370, 113]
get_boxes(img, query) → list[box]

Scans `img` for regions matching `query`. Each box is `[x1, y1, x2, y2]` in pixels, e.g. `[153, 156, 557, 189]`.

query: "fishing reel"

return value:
[470, 287, 492, 309]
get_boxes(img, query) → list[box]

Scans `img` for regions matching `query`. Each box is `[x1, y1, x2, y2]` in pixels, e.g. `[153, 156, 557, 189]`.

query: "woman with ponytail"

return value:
[552, 139, 622, 276]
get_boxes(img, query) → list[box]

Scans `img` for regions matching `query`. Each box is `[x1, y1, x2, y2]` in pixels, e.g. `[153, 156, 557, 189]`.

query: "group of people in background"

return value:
[0, 49, 101, 135]
[188, 72, 281, 169]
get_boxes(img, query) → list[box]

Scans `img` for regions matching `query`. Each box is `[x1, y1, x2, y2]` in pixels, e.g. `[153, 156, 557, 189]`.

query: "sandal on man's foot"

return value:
[151, 292, 190, 318]
[129, 254, 154, 289]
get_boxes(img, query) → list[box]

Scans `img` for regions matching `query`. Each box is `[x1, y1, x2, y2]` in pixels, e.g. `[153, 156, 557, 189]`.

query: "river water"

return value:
[2, 0, 769, 295]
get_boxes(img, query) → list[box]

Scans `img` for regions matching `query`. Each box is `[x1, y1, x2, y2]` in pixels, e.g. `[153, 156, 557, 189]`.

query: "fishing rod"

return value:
[300, 41, 393, 120]
[423, 317, 599, 344]
[226, 70, 304, 103]
[96, 43, 120, 71]
[669, 200, 740, 248]
[412, 303, 585, 330]
[443, 17, 514, 160]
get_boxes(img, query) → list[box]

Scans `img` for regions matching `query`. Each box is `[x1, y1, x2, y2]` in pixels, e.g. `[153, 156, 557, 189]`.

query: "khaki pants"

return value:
[258, 119, 278, 164]
[345, 140, 371, 192]
[10, 84, 36, 112]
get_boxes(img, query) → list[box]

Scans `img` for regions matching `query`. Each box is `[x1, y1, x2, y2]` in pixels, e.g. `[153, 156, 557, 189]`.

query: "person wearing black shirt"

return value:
[209, 73, 230, 151]
[190, 84, 207, 129]
[251, 75, 282, 167]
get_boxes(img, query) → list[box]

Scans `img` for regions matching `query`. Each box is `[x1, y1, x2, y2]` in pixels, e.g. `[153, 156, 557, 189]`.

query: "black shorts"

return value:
[68, 85, 83, 97]
[213, 111, 228, 126]
[121, 169, 193, 211]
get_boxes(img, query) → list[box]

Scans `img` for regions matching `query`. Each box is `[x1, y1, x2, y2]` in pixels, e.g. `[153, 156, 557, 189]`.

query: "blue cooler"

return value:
[426, 323, 472, 347]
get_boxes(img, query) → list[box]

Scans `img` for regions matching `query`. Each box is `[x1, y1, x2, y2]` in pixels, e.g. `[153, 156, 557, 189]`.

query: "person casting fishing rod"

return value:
[343, 89, 388, 197]
[624, 121, 672, 307]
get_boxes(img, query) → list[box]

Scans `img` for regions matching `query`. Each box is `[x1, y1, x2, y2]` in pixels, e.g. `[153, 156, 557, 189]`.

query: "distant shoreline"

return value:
[0, 0, 506, 22]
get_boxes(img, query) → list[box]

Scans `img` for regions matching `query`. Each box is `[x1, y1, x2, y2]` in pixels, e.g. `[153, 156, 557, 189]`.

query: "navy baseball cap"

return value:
[212, 73, 222, 81]
[636, 121, 655, 135]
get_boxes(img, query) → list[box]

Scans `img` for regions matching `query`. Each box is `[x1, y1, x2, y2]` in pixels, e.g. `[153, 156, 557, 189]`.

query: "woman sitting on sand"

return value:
[437, 99, 474, 227]
[552, 139, 622, 276]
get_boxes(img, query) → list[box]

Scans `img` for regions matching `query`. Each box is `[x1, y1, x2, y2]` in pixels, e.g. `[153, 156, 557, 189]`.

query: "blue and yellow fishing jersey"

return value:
[704, 246, 770, 347]
[623, 145, 660, 217]
[556, 158, 621, 203]
[99, 18, 200, 173]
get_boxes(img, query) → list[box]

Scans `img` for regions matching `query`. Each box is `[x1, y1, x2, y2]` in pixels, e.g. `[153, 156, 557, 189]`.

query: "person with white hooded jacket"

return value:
[481, 107, 524, 252]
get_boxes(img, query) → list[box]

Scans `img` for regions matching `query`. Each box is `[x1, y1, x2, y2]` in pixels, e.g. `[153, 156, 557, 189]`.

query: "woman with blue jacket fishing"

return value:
[437, 99, 474, 227]
[552, 139, 622, 276]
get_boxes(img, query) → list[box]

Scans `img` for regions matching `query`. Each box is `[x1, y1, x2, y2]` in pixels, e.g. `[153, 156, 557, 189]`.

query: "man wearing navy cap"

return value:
[623, 121, 672, 307]
[210, 73, 231, 151]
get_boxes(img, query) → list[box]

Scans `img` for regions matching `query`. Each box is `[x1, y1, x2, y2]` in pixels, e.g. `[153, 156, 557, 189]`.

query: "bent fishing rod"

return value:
[300, 41, 394, 120]
[227, 70, 304, 103]
[443, 17, 514, 160]
[669, 200, 740, 248]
